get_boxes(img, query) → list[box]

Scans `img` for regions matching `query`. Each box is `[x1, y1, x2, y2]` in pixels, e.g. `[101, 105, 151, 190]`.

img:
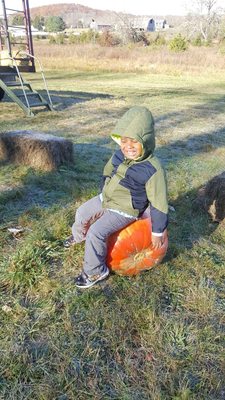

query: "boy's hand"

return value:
[152, 235, 164, 249]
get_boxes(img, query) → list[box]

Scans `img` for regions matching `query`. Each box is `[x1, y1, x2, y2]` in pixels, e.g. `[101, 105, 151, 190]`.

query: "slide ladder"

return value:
[0, 52, 53, 116]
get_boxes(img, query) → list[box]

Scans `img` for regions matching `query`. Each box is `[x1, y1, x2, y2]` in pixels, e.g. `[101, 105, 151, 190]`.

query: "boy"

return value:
[64, 106, 168, 289]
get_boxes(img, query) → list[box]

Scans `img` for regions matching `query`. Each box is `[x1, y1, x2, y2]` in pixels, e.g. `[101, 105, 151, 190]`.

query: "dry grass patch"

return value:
[34, 42, 225, 75]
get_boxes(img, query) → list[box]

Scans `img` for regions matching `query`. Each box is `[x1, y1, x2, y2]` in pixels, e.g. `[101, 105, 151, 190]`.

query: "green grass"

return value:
[0, 65, 225, 399]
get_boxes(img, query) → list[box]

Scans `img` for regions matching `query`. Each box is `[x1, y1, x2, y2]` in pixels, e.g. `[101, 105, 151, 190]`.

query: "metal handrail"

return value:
[0, 54, 31, 108]
[15, 50, 53, 108]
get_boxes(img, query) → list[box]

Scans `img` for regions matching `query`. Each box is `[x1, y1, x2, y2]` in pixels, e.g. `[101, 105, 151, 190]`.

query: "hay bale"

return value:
[0, 130, 74, 171]
[197, 172, 225, 223]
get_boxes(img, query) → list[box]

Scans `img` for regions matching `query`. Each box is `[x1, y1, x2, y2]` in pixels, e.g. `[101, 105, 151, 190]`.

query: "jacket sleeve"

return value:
[100, 156, 114, 191]
[145, 166, 168, 234]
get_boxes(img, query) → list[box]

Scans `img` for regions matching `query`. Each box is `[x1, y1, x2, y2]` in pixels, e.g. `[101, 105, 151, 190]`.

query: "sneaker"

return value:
[75, 267, 109, 289]
[63, 235, 76, 248]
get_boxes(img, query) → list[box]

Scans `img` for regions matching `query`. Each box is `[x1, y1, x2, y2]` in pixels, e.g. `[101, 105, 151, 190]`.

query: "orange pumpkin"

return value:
[107, 212, 168, 276]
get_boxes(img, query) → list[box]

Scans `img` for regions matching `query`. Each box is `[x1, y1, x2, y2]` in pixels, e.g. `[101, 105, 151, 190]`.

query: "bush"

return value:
[97, 31, 121, 47]
[48, 34, 65, 44]
[154, 34, 166, 46]
[169, 34, 188, 52]
[49, 35, 56, 44]
[129, 28, 149, 45]
[218, 24, 225, 43]
[205, 38, 213, 46]
[55, 33, 65, 45]
[74, 29, 99, 44]
[68, 33, 79, 44]
[192, 35, 203, 47]
[219, 45, 225, 55]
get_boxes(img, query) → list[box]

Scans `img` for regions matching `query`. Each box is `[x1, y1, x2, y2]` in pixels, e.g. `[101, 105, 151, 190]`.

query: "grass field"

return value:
[0, 44, 225, 399]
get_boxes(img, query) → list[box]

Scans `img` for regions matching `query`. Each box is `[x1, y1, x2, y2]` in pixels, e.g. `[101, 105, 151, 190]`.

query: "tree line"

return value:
[8, 0, 225, 44]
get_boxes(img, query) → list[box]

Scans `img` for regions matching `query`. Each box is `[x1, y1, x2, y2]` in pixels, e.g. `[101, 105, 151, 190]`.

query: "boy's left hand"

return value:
[152, 235, 164, 249]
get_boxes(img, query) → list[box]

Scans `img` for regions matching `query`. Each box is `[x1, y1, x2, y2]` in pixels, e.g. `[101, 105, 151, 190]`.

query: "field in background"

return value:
[33, 41, 225, 74]
[0, 44, 225, 399]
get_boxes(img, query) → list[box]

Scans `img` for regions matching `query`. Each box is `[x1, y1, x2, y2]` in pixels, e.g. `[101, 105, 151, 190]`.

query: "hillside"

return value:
[30, 3, 184, 28]
[30, 3, 135, 26]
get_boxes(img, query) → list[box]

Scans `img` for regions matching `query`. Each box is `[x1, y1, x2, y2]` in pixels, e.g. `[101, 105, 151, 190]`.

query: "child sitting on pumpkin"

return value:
[64, 106, 168, 289]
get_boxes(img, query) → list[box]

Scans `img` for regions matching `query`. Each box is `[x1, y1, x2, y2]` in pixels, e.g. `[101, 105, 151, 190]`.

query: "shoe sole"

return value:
[63, 236, 76, 248]
[75, 270, 109, 289]
[64, 243, 76, 249]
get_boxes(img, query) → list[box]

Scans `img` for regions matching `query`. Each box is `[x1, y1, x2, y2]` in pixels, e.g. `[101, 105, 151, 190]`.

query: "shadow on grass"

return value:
[164, 186, 218, 264]
[1, 89, 114, 112]
[155, 124, 225, 166]
[133, 88, 225, 133]
[49, 90, 114, 111]
[1, 82, 225, 124]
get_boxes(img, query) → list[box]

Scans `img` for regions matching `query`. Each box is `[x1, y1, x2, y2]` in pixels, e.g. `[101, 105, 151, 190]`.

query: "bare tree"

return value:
[113, 12, 148, 45]
[185, 0, 223, 40]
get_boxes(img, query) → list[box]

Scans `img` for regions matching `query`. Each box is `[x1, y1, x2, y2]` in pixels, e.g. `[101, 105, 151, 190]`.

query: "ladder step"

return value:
[0, 72, 17, 77]
[16, 66, 35, 73]
[3, 82, 30, 87]
[12, 42, 28, 45]
[17, 92, 39, 97]
[2, 82, 20, 87]
[14, 57, 30, 61]
[0, 66, 16, 72]
[29, 101, 49, 107]
[8, 25, 26, 29]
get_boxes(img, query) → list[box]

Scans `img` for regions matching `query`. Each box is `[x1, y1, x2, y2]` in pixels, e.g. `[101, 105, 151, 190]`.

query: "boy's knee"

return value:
[87, 224, 106, 241]
[76, 203, 87, 221]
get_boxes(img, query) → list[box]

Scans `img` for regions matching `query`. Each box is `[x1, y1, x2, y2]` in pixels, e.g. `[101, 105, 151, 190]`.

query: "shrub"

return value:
[55, 33, 65, 45]
[77, 29, 99, 44]
[97, 31, 121, 47]
[218, 24, 225, 43]
[205, 38, 213, 46]
[49, 35, 56, 44]
[169, 34, 188, 52]
[68, 33, 79, 44]
[129, 28, 149, 45]
[192, 35, 203, 47]
[219, 39, 225, 54]
[154, 34, 166, 46]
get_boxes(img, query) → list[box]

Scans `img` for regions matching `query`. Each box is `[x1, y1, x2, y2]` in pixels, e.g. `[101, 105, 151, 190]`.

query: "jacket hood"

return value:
[111, 106, 155, 161]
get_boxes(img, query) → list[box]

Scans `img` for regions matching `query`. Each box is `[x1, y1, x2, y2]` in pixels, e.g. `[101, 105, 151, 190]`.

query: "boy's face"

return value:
[120, 137, 143, 160]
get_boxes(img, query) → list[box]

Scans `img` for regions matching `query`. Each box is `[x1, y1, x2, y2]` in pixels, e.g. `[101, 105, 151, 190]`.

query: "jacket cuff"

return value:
[152, 232, 163, 237]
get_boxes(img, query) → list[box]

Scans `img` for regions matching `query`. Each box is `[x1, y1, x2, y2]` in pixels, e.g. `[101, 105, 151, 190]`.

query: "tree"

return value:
[45, 16, 66, 33]
[32, 15, 45, 31]
[11, 14, 24, 26]
[113, 13, 149, 45]
[185, 0, 223, 41]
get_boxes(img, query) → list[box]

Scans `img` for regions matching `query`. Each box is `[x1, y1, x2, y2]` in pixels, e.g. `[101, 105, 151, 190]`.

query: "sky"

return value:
[0, 0, 192, 17]
[0, 0, 224, 17]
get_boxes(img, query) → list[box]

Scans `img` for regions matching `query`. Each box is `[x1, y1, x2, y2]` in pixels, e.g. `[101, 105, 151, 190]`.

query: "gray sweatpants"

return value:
[71, 195, 136, 276]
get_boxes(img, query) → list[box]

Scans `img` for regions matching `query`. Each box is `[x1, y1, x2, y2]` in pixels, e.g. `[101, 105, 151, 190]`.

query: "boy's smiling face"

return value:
[120, 137, 143, 160]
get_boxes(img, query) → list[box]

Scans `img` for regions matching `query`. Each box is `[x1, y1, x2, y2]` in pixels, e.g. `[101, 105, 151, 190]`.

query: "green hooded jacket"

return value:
[102, 106, 168, 234]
